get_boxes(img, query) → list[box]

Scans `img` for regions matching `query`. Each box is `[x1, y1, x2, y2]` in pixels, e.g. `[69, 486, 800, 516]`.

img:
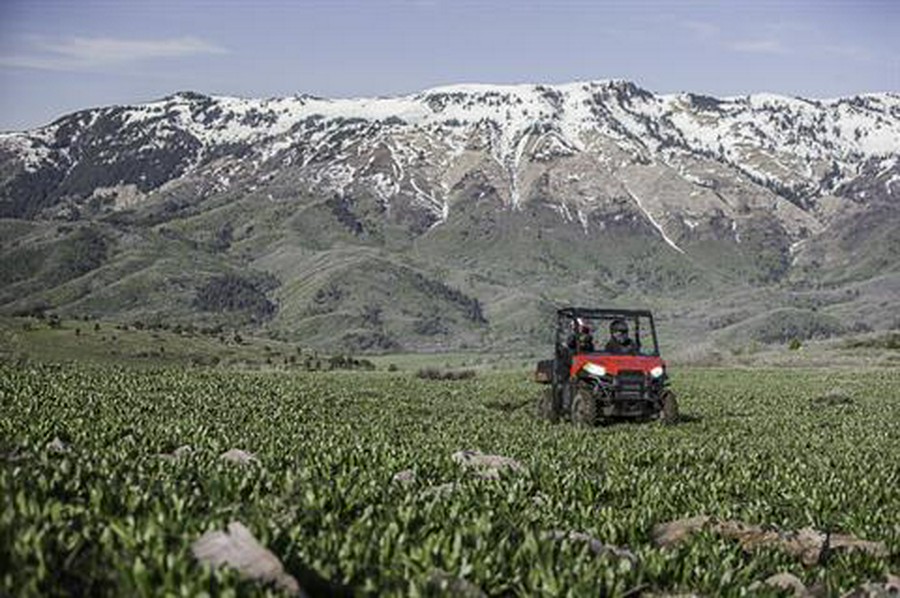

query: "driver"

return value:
[567, 318, 595, 353]
[604, 319, 636, 354]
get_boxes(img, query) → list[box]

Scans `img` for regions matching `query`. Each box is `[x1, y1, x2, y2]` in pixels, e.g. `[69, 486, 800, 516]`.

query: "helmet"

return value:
[609, 319, 629, 335]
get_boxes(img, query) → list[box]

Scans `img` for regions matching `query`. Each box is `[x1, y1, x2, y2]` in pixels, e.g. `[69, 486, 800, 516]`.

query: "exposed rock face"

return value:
[4, 83, 896, 233]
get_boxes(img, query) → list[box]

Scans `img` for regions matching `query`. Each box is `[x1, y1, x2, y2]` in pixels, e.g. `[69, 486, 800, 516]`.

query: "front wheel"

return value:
[571, 388, 598, 427]
[537, 387, 560, 423]
[660, 390, 679, 424]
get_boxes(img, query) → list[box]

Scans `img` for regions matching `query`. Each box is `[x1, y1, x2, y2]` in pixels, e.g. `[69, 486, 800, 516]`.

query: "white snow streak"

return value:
[623, 184, 685, 254]
[409, 177, 446, 226]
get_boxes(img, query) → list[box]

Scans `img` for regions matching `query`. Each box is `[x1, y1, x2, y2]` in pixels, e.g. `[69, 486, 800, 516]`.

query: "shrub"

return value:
[744, 309, 844, 344]
[194, 273, 279, 320]
[416, 368, 476, 381]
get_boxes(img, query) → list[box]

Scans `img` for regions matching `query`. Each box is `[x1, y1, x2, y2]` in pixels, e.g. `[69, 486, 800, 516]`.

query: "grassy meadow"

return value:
[1, 324, 899, 595]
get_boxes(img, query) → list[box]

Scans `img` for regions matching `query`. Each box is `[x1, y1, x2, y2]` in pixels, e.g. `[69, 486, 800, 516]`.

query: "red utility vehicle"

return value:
[535, 307, 678, 425]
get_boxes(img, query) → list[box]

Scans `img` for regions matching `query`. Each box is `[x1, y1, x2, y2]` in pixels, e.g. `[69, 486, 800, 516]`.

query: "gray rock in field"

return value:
[531, 492, 550, 507]
[2, 447, 29, 462]
[545, 530, 638, 565]
[651, 515, 711, 547]
[391, 469, 417, 485]
[472, 468, 502, 480]
[172, 445, 193, 458]
[749, 573, 815, 597]
[192, 521, 304, 596]
[426, 569, 486, 597]
[159, 444, 193, 461]
[47, 437, 69, 453]
[812, 390, 854, 407]
[652, 516, 887, 566]
[451, 450, 524, 478]
[219, 449, 258, 465]
[841, 574, 900, 598]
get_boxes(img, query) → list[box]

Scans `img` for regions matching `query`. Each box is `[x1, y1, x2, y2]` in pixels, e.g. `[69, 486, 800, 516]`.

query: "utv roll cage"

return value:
[554, 307, 661, 357]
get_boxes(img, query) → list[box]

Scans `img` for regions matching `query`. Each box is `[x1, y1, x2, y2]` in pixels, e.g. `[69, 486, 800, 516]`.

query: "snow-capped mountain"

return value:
[3, 81, 898, 223]
[1, 81, 898, 351]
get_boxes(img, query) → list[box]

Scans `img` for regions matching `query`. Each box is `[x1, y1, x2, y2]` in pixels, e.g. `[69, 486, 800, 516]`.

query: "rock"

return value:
[827, 531, 889, 561]
[172, 445, 193, 458]
[426, 569, 486, 597]
[192, 521, 303, 596]
[545, 530, 638, 565]
[159, 445, 193, 461]
[888, 574, 900, 592]
[749, 573, 815, 597]
[531, 492, 550, 507]
[451, 450, 524, 477]
[47, 437, 69, 453]
[651, 515, 711, 548]
[652, 516, 887, 566]
[2, 448, 28, 462]
[391, 469, 417, 485]
[420, 482, 458, 498]
[840, 573, 900, 597]
[219, 449, 258, 465]
[712, 521, 822, 566]
[812, 390, 854, 406]
[473, 468, 502, 481]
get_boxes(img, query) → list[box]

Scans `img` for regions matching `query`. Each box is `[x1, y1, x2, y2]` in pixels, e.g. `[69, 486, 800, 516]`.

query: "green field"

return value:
[1, 363, 898, 596]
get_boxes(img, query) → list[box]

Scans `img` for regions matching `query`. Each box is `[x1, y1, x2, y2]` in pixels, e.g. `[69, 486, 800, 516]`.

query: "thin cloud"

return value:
[730, 39, 788, 55]
[820, 43, 872, 61]
[763, 21, 815, 36]
[681, 20, 720, 40]
[0, 35, 227, 71]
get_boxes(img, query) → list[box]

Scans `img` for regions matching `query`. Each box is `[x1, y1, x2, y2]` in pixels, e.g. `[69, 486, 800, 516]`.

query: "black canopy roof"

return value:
[557, 307, 654, 319]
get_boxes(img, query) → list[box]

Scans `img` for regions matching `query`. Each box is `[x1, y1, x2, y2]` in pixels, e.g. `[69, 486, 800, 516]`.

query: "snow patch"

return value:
[886, 173, 900, 192]
[577, 209, 589, 233]
[731, 220, 741, 243]
[624, 184, 685, 254]
[409, 177, 447, 227]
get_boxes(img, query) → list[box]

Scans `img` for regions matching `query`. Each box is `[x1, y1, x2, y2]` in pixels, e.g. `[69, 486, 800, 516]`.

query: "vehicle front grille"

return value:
[615, 370, 646, 399]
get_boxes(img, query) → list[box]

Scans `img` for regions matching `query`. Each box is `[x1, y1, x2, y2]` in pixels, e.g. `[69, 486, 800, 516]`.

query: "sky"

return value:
[0, 0, 897, 132]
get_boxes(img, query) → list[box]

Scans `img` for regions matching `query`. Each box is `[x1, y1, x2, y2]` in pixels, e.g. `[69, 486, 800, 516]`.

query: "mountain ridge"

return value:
[1, 80, 898, 353]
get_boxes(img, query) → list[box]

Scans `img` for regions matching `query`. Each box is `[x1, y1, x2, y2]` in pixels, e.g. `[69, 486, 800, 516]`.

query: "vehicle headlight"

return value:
[650, 366, 665, 378]
[582, 362, 606, 377]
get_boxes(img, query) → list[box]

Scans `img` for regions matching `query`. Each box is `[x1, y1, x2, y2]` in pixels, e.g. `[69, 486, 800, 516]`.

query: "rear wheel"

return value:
[660, 390, 679, 424]
[571, 387, 598, 427]
[537, 387, 560, 423]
